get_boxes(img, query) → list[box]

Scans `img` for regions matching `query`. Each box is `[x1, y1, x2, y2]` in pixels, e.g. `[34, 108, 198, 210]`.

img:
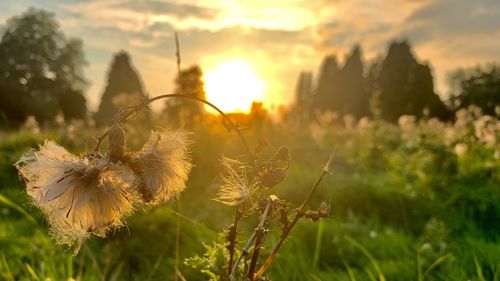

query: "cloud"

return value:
[402, 0, 500, 42]
[112, 1, 218, 20]
[2, 0, 499, 109]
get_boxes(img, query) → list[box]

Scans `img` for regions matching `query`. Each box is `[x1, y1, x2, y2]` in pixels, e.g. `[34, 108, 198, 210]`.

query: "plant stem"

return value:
[230, 197, 273, 281]
[253, 152, 334, 279]
[227, 206, 243, 276]
[247, 226, 265, 280]
[93, 94, 257, 172]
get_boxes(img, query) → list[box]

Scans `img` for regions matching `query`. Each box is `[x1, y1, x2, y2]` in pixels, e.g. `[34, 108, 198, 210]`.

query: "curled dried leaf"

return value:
[107, 123, 126, 162]
[257, 146, 290, 188]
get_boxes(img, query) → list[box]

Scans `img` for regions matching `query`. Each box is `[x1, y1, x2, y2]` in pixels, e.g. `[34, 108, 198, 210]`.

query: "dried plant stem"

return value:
[150, 94, 257, 170]
[247, 225, 265, 280]
[227, 206, 243, 276]
[175, 32, 181, 75]
[94, 94, 257, 172]
[230, 197, 273, 281]
[253, 153, 334, 279]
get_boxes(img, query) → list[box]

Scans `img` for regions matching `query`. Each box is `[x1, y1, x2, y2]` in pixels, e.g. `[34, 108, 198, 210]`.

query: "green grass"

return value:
[0, 115, 499, 280]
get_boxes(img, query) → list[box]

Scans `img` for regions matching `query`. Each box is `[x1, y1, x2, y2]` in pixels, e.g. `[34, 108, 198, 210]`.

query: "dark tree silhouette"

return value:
[449, 64, 500, 116]
[313, 55, 341, 112]
[0, 8, 87, 125]
[59, 89, 87, 121]
[312, 46, 369, 118]
[95, 51, 146, 126]
[378, 41, 451, 122]
[293, 71, 313, 124]
[164, 65, 206, 126]
[340, 45, 369, 118]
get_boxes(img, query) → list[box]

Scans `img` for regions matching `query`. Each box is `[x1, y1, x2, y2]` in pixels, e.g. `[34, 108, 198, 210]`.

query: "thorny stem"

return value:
[253, 152, 334, 279]
[247, 225, 265, 280]
[93, 94, 257, 172]
[230, 197, 274, 281]
[227, 205, 244, 277]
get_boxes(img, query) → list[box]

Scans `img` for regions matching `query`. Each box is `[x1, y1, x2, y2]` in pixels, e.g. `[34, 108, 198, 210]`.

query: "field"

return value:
[0, 109, 499, 281]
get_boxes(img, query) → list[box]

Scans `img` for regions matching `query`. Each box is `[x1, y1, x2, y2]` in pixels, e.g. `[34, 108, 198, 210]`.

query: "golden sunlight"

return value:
[204, 60, 265, 113]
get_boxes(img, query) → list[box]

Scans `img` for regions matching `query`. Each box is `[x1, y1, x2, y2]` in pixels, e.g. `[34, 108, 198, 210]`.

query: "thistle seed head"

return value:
[215, 157, 257, 206]
[14, 141, 138, 252]
[131, 129, 192, 204]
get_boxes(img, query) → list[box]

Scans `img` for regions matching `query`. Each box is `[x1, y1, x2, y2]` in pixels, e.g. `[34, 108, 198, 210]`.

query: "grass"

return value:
[0, 111, 499, 280]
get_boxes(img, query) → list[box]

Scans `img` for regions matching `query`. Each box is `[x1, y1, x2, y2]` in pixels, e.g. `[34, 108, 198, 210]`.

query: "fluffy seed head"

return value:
[215, 157, 256, 206]
[131, 130, 192, 204]
[14, 141, 138, 252]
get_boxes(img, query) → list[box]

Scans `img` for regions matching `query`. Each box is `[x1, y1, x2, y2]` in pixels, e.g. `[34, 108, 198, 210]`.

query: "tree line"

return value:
[0, 8, 498, 128]
[295, 42, 499, 123]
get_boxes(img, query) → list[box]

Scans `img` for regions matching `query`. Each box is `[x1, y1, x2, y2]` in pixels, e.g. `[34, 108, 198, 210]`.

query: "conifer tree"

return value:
[378, 41, 451, 122]
[95, 51, 146, 126]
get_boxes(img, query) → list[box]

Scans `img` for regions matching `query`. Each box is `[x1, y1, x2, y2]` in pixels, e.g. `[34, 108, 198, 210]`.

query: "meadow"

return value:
[0, 107, 499, 281]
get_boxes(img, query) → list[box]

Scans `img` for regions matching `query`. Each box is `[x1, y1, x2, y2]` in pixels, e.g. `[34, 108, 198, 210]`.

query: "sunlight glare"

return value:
[204, 60, 265, 113]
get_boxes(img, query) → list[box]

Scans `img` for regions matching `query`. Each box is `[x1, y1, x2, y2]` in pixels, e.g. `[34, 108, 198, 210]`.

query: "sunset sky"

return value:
[1, 0, 499, 112]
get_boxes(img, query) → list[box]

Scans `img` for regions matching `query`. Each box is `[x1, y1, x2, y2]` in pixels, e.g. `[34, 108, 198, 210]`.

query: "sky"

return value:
[0, 0, 499, 112]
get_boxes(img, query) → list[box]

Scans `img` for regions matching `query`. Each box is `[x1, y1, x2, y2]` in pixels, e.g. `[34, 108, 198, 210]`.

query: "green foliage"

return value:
[450, 64, 500, 116]
[185, 234, 234, 281]
[0, 108, 499, 280]
[0, 8, 87, 125]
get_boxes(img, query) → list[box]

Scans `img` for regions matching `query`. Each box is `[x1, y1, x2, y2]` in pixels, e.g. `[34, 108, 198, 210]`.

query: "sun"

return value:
[204, 60, 265, 113]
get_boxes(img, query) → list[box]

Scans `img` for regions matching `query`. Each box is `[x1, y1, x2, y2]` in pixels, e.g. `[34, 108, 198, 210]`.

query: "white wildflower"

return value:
[398, 115, 416, 131]
[357, 117, 373, 130]
[14, 141, 138, 250]
[22, 116, 40, 134]
[343, 114, 355, 130]
[131, 130, 192, 204]
[215, 157, 256, 206]
[454, 143, 468, 158]
[474, 115, 497, 147]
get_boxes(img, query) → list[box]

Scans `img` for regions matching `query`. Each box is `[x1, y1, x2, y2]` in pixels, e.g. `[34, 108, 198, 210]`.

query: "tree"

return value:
[340, 45, 369, 118]
[449, 64, 500, 116]
[164, 65, 206, 126]
[313, 55, 341, 112]
[378, 41, 451, 122]
[312, 46, 370, 118]
[95, 51, 146, 126]
[293, 71, 313, 124]
[0, 8, 87, 125]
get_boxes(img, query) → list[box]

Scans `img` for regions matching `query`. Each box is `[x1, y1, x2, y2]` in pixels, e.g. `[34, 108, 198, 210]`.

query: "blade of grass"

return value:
[24, 263, 39, 281]
[310, 273, 322, 281]
[342, 259, 358, 281]
[1, 254, 15, 281]
[422, 253, 451, 279]
[473, 254, 486, 281]
[345, 235, 386, 281]
[417, 249, 422, 281]
[313, 220, 325, 268]
[0, 192, 35, 223]
[66, 255, 73, 279]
